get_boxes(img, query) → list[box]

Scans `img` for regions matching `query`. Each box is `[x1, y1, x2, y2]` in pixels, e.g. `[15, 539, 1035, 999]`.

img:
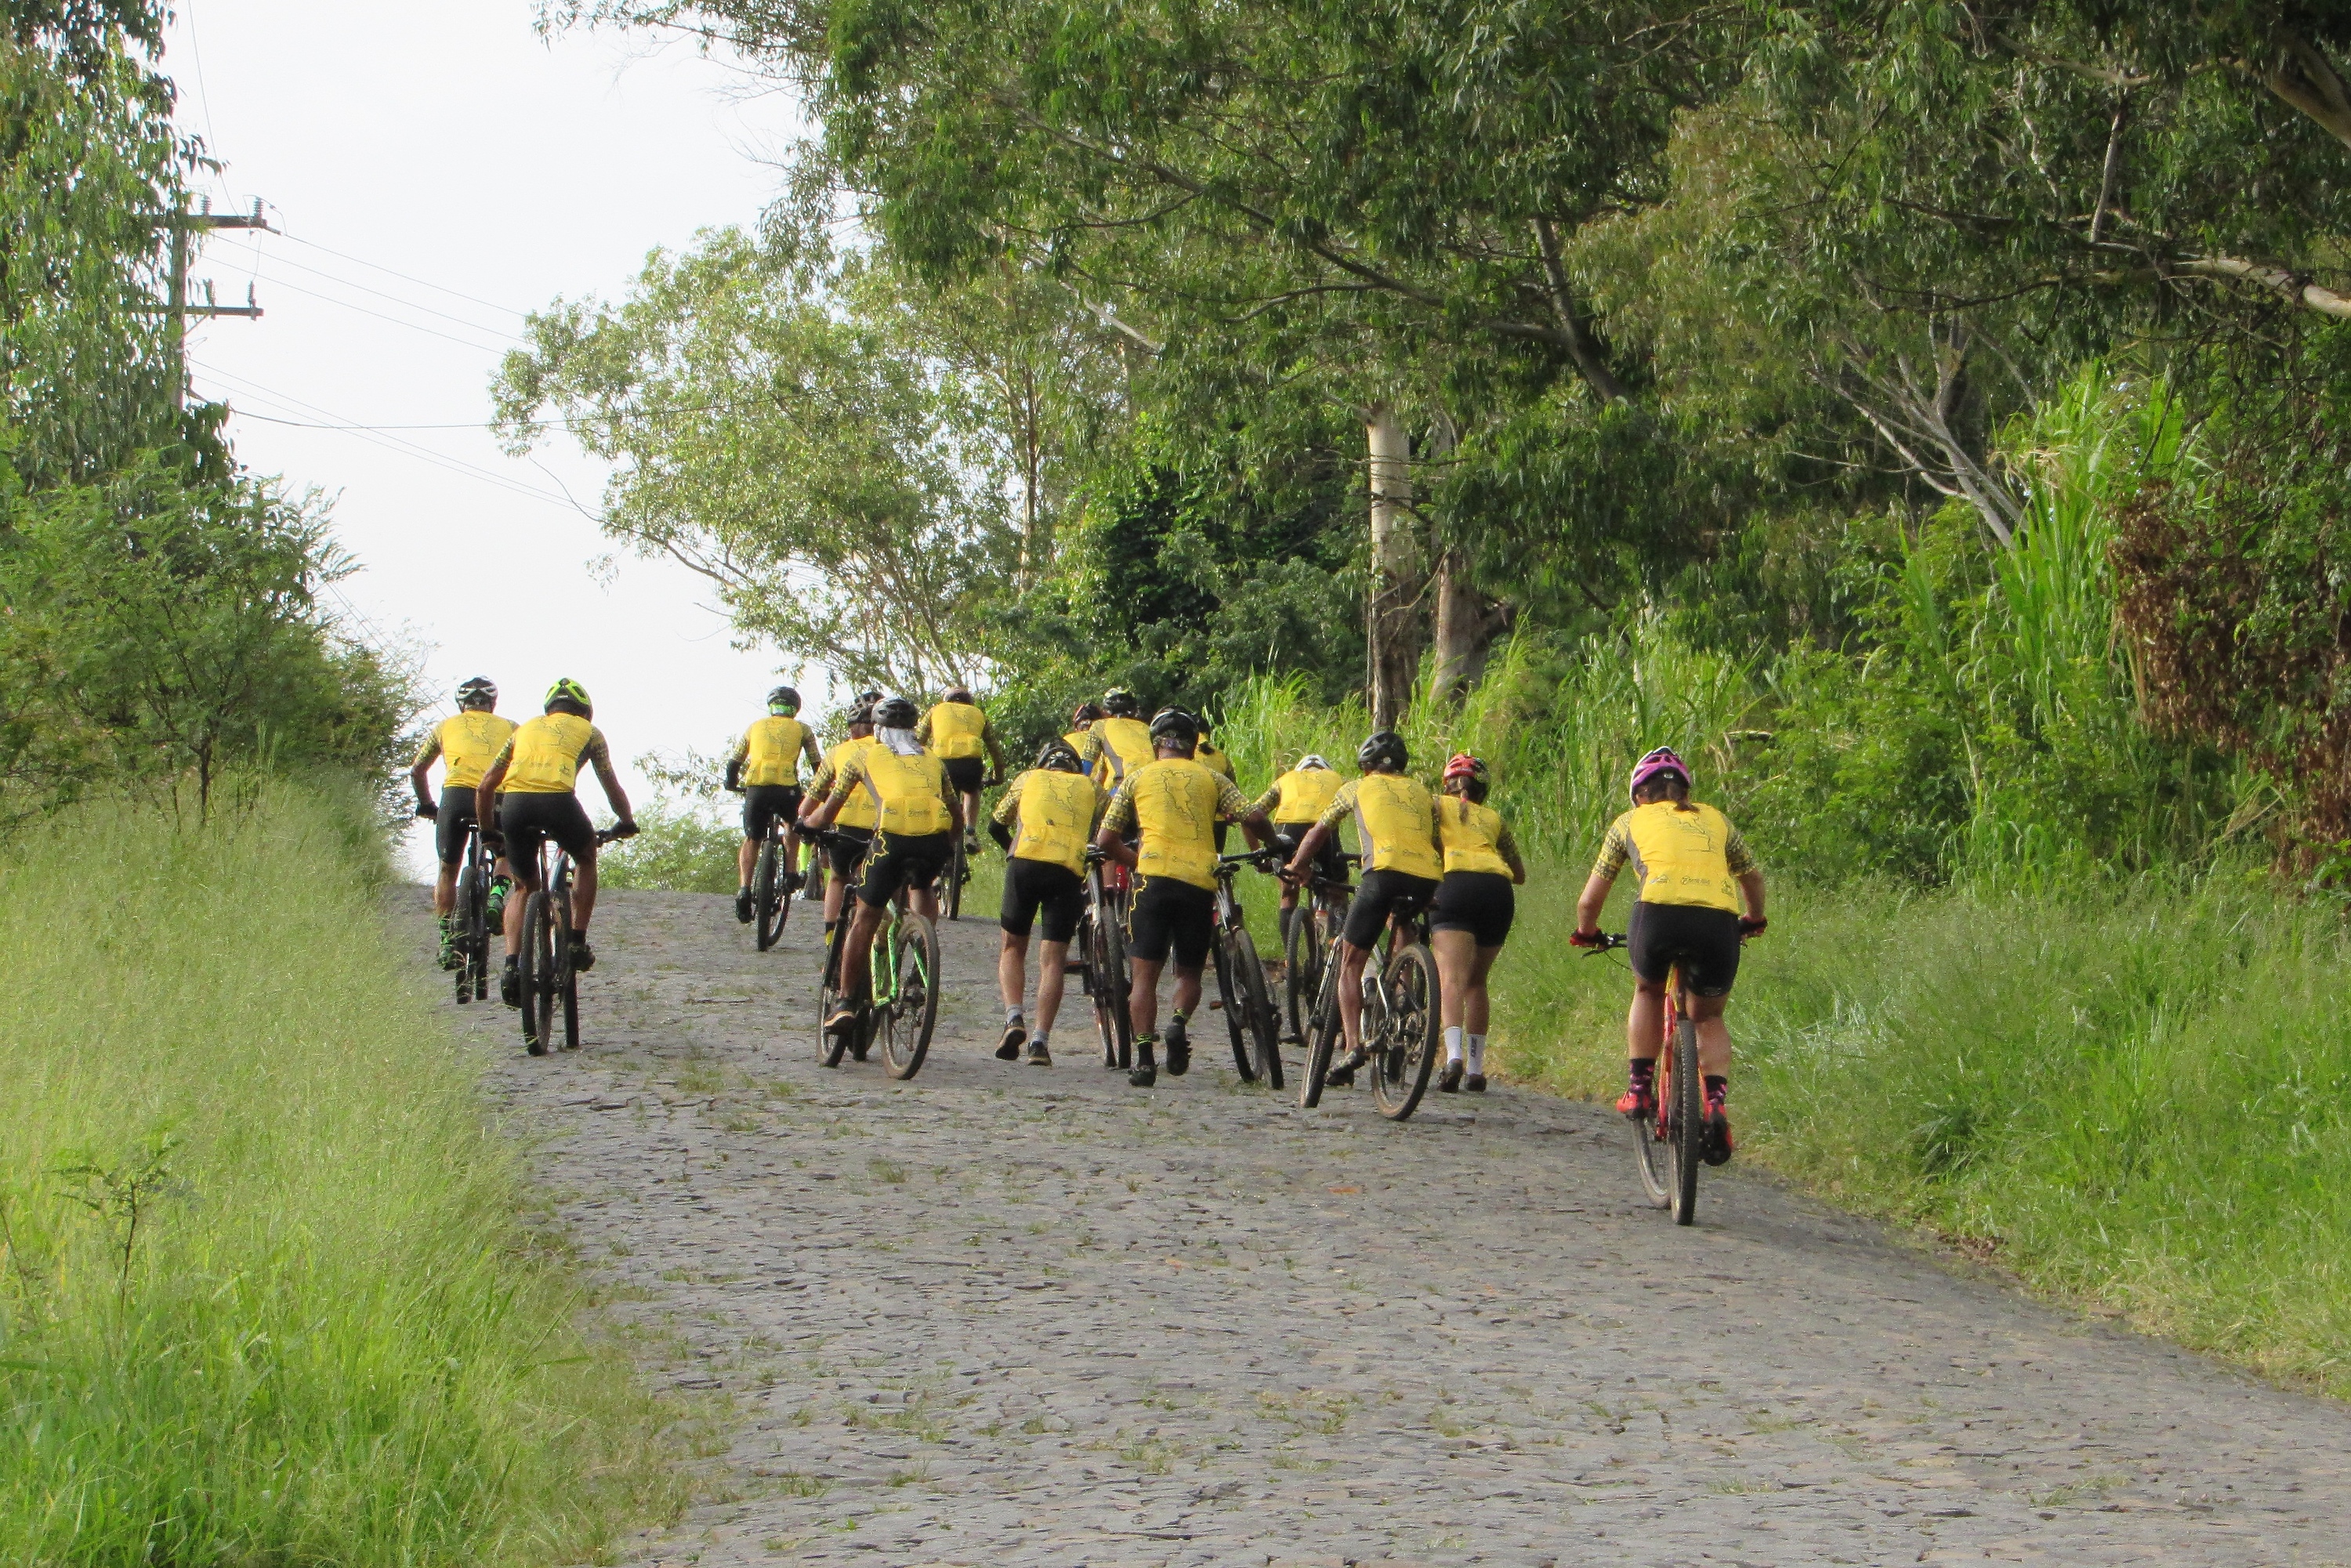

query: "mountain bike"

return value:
[945, 826, 969, 922]
[1076, 847, 1134, 1070]
[812, 831, 939, 1080]
[813, 830, 872, 1069]
[1295, 880, 1440, 1120]
[1588, 932, 1701, 1225]
[1283, 849, 1357, 1044]
[516, 825, 625, 1057]
[1211, 849, 1283, 1087]
[450, 815, 495, 1005]
[749, 795, 802, 952]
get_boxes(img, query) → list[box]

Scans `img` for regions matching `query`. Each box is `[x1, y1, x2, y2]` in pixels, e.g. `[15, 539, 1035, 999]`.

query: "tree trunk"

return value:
[1364, 404, 1422, 730]
[1429, 547, 1499, 705]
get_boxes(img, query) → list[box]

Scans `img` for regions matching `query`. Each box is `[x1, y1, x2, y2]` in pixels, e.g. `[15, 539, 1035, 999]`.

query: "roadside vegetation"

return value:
[0, 784, 682, 1563]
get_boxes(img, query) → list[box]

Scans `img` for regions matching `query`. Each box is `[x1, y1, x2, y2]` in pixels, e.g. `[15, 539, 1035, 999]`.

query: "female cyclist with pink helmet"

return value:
[1569, 747, 1767, 1164]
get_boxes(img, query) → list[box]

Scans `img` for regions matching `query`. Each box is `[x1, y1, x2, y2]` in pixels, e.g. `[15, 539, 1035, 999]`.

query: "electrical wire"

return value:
[251, 273, 520, 354]
[252, 250, 532, 343]
[276, 230, 533, 320]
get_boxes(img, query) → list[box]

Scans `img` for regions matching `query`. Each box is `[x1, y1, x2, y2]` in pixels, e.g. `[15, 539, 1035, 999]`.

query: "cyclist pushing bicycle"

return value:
[1569, 747, 1766, 1165]
[476, 679, 638, 1001]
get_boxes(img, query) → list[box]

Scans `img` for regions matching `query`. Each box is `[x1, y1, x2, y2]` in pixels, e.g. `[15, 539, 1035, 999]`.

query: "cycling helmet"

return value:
[1037, 738, 1084, 773]
[872, 694, 921, 730]
[1443, 752, 1491, 802]
[1357, 729, 1407, 773]
[455, 676, 496, 711]
[944, 684, 974, 704]
[544, 677, 592, 715]
[1148, 707, 1199, 744]
[1628, 746, 1691, 802]
[1297, 753, 1332, 771]
[1070, 701, 1105, 727]
[766, 684, 801, 715]
[1102, 687, 1140, 717]
[846, 702, 876, 730]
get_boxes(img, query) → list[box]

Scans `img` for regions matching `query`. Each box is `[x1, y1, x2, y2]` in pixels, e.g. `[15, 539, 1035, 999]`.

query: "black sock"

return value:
[1703, 1074, 1728, 1102]
[1628, 1058, 1655, 1087]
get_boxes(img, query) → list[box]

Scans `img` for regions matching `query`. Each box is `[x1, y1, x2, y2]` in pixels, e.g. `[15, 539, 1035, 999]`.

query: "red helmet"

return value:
[1628, 746, 1690, 802]
[1443, 752, 1487, 785]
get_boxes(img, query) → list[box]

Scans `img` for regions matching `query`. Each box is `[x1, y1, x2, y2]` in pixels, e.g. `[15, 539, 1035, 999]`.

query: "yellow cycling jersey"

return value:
[817, 737, 882, 830]
[1088, 716, 1155, 785]
[999, 767, 1099, 876]
[1061, 727, 1092, 756]
[841, 747, 955, 836]
[1261, 766, 1341, 825]
[923, 701, 988, 760]
[739, 715, 813, 786]
[499, 713, 607, 795]
[1112, 757, 1241, 890]
[1320, 773, 1442, 880]
[418, 712, 516, 791]
[1597, 801, 1751, 913]
[1437, 796, 1513, 877]
[1197, 741, 1236, 782]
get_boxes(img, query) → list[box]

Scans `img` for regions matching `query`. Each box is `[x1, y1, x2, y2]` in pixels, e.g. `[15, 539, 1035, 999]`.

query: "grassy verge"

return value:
[0, 784, 680, 1563]
[1495, 860, 2351, 1394]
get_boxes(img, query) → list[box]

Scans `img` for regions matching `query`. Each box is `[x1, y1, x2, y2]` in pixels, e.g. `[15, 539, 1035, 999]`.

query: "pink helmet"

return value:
[1628, 746, 1690, 802]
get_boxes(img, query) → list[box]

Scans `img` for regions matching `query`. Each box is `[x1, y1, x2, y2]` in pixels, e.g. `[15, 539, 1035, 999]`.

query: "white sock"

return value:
[1466, 1034, 1486, 1073]
[1444, 1026, 1464, 1063]
[1031, 1030, 1049, 1049]
[1006, 1005, 1024, 1027]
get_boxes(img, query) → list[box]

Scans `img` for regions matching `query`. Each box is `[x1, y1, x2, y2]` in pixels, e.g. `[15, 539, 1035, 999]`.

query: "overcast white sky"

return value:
[162, 0, 815, 872]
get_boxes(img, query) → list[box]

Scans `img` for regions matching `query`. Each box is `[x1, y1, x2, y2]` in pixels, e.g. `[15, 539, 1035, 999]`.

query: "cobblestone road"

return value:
[416, 888, 2351, 1566]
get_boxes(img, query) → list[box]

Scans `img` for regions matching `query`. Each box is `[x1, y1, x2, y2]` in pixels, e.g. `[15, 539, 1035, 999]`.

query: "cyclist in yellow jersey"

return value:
[726, 684, 824, 925]
[1078, 687, 1157, 790]
[410, 676, 518, 969]
[985, 738, 1099, 1068]
[1063, 701, 1105, 759]
[1281, 730, 1443, 1087]
[1429, 755, 1527, 1094]
[798, 700, 881, 943]
[476, 679, 637, 1001]
[1570, 746, 1766, 1165]
[1095, 709, 1273, 1088]
[1194, 717, 1239, 853]
[1254, 751, 1342, 947]
[916, 685, 1006, 853]
[803, 694, 962, 1037]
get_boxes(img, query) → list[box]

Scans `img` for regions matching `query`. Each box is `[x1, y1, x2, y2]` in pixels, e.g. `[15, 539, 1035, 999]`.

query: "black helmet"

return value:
[1070, 701, 1105, 727]
[944, 684, 974, 704]
[1149, 708, 1199, 745]
[766, 685, 801, 715]
[1037, 738, 1084, 773]
[455, 676, 496, 710]
[1357, 729, 1407, 772]
[1102, 686, 1140, 717]
[872, 694, 921, 729]
[853, 688, 882, 709]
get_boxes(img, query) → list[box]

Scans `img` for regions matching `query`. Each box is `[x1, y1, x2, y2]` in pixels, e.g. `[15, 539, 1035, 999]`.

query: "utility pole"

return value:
[161, 197, 273, 402]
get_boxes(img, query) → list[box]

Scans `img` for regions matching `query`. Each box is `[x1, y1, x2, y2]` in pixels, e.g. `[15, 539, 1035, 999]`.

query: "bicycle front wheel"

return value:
[1233, 929, 1282, 1090]
[1089, 908, 1132, 1070]
[1283, 906, 1320, 1045]
[453, 864, 478, 1004]
[946, 834, 966, 922]
[520, 891, 552, 1056]
[1670, 1017, 1702, 1225]
[817, 922, 849, 1068]
[1298, 961, 1339, 1108]
[1213, 937, 1256, 1082]
[877, 914, 940, 1080]
[1370, 943, 1439, 1121]
[754, 841, 782, 951]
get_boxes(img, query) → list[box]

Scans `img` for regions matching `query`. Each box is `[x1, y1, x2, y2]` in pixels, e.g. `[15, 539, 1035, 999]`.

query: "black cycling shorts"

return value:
[824, 825, 873, 880]
[1001, 856, 1085, 943]
[1628, 900, 1744, 998]
[435, 784, 484, 867]
[1342, 867, 1439, 950]
[1431, 870, 1516, 948]
[942, 756, 985, 796]
[1273, 827, 1346, 887]
[859, 830, 951, 909]
[742, 784, 802, 842]
[498, 791, 594, 882]
[1128, 875, 1214, 969]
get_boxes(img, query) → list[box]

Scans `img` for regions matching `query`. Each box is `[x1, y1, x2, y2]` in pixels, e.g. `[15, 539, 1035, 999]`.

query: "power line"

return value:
[254, 273, 520, 354]
[276, 230, 534, 320]
[252, 250, 533, 343]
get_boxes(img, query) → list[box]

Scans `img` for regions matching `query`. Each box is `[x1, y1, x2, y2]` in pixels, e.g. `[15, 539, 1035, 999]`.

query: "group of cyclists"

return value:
[411, 675, 1768, 1159]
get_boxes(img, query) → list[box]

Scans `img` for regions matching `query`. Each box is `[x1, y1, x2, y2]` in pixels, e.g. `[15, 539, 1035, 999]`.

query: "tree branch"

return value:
[1530, 217, 1629, 401]
[2174, 254, 2351, 320]
[2256, 31, 2351, 155]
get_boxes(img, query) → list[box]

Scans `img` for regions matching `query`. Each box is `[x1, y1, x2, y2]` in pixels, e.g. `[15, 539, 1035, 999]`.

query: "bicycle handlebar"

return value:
[1580, 932, 1629, 954]
[1218, 848, 1281, 872]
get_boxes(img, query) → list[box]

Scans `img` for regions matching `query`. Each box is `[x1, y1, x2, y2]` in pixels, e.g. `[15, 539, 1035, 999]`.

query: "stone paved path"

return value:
[415, 888, 2351, 1566]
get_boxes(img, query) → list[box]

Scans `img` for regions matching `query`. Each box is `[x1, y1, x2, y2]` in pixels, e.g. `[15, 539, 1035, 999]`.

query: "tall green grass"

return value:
[1499, 863, 2351, 1394]
[0, 785, 676, 1563]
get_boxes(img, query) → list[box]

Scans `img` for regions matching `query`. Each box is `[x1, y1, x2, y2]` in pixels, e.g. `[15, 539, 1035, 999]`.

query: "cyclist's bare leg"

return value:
[998, 930, 1030, 1012]
[1689, 990, 1731, 1076]
[1626, 973, 1668, 1063]
[1035, 939, 1070, 1035]
[837, 897, 886, 1005]
[1433, 929, 1477, 1031]
[911, 883, 939, 922]
[502, 866, 542, 957]
[737, 836, 759, 886]
[1335, 939, 1371, 1052]
[571, 848, 599, 933]
[1127, 954, 1162, 1038]
[783, 826, 806, 884]
[959, 791, 981, 838]
[433, 861, 458, 917]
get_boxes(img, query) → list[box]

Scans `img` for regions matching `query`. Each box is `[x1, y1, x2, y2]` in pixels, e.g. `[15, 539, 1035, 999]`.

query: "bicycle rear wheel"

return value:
[1669, 1016, 1701, 1224]
[1283, 905, 1324, 1045]
[755, 840, 783, 951]
[1297, 961, 1339, 1108]
[555, 892, 580, 1052]
[1088, 907, 1132, 1070]
[878, 914, 939, 1079]
[453, 864, 477, 1004]
[946, 834, 966, 922]
[1370, 942, 1440, 1121]
[520, 891, 552, 1055]
[1213, 938, 1257, 1082]
[817, 921, 849, 1067]
[1232, 928, 1281, 1090]
[1633, 1074, 1672, 1209]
